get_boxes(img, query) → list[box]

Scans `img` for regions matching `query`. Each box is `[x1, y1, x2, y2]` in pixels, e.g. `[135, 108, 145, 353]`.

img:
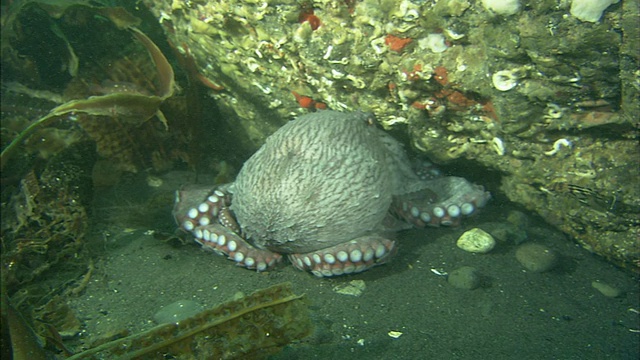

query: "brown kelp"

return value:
[1, 6, 174, 169]
[0, 3, 175, 358]
[66, 283, 312, 359]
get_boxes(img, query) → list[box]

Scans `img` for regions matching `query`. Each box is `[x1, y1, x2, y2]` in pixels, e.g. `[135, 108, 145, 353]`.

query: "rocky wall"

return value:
[142, 0, 638, 270]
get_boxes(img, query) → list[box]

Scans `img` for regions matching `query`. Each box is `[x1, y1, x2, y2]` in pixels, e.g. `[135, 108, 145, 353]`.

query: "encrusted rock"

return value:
[141, 0, 638, 270]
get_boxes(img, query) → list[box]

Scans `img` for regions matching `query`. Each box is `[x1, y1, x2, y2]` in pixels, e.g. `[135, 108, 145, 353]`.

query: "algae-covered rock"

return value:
[515, 243, 559, 273]
[447, 266, 481, 290]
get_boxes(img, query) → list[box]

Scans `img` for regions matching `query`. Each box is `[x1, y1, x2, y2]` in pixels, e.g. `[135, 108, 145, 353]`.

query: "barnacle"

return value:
[492, 70, 519, 91]
[492, 137, 506, 156]
[544, 138, 573, 156]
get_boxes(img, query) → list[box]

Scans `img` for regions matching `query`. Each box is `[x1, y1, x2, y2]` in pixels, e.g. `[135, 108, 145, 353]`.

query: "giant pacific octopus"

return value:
[173, 111, 490, 277]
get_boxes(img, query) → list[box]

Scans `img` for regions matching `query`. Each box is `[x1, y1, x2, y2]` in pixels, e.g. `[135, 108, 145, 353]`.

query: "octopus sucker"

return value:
[173, 111, 490, 277]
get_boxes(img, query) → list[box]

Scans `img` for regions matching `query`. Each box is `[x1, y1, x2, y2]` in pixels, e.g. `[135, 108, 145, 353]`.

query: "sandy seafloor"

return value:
[67, 171, 640, 360]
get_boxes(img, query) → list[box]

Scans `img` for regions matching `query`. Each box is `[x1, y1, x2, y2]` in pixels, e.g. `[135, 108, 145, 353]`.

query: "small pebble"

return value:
[515, 243, 558, 273]
[153, 299, 204, 324]
[447, 266, 481, 290]
[592, 281, 622, 298]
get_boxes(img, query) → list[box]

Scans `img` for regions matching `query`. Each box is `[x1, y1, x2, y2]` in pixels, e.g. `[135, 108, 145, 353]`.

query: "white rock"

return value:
[481, 0, 521, 16]
[456, 228, 496, 253]
[570, 0, 619, 23]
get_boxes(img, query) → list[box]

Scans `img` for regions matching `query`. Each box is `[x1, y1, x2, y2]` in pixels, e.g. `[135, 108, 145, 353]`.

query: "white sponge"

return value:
[481, 0, 521, 16]
[570, 0, 620, 23]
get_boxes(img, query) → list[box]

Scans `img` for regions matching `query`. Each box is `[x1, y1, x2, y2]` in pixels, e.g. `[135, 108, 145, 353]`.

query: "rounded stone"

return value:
[456, 228, 496, 254]
[515, 243, 558, 273]
[447, 266, 481, 290]
[591, 281, 622, 298]
[153, 299, 204, 324]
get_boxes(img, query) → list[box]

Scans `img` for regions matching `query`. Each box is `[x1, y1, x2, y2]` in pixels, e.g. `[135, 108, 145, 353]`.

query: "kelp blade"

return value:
[68, 282, 312, 359]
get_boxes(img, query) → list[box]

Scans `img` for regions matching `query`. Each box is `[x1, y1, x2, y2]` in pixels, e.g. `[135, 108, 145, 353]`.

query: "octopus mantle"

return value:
[174, 111, 490, 277]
